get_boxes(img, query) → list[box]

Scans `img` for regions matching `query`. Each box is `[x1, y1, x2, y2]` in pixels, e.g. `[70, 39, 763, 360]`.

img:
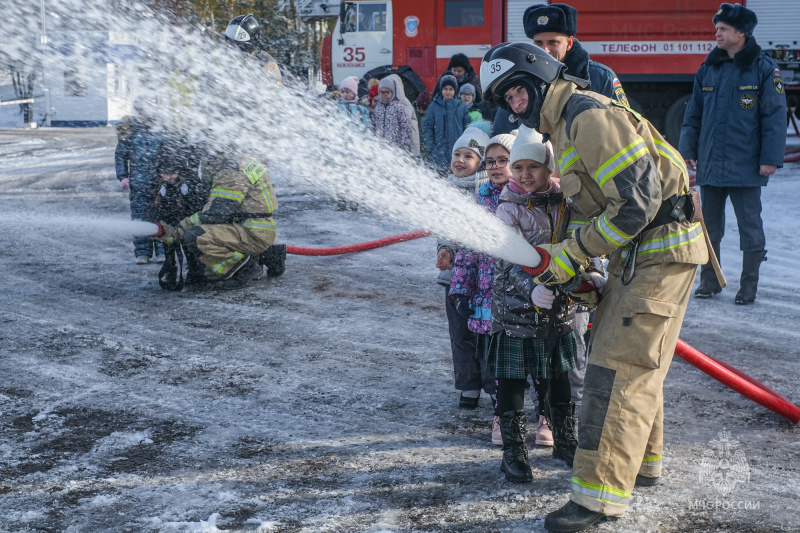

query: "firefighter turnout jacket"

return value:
[540, 79, 708, 273]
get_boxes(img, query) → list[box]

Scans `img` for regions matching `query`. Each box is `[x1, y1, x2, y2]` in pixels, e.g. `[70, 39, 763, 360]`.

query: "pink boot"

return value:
[535, 414, 554, 446]
[491, 416, 503, 446]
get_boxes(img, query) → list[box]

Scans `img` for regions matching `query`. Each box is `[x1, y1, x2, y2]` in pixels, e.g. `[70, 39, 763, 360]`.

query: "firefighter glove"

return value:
[524, 239, 590, 287]
[153, 221, 184, 245]
[568, 272, 606, 309]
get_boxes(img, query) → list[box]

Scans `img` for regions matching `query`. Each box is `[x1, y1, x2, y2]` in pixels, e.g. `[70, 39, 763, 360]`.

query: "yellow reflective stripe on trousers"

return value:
[553, 251, 576, 277]
[211, 188, 245, 203]
[642, 454, 663, 464]
[212, 251, 244, 274]
[242, 218, 277, 231]
[571, 477, 631, 505]
[559, 146, 580, 174]
[621, 223, 704, 260]
[654, 139, 690, 189]
[594, 137, 648, 188]
[597, 213, 633, 246]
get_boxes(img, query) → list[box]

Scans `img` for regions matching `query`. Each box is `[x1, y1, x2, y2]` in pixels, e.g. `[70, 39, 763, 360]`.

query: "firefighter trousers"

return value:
[184, 223, 276, 280]
[569, 260, 697, 517]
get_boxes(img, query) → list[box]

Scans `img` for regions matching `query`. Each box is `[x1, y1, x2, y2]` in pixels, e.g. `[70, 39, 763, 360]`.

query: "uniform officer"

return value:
[493, 3, 629, 136]
[481, 42, 707, 531]
[679, 3, 786, 305]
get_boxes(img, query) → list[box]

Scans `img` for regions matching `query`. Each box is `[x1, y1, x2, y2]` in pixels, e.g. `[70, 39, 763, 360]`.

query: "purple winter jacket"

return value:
[448, 181, 504, 334]
[373, 77, 412, 151]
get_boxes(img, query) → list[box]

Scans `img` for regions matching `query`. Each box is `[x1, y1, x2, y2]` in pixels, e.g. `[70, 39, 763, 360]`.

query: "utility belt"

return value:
[621, 189, 703, 284]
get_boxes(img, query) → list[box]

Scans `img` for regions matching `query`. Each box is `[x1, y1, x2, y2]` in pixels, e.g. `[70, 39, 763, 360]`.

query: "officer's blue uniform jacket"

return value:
[115, 117, 164, 221]
[492, 39, 628, 135]
[679, 37, 787, 187]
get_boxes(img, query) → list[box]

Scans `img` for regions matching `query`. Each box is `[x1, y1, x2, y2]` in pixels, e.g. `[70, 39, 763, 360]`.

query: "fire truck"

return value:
[301, 0, 798, 143]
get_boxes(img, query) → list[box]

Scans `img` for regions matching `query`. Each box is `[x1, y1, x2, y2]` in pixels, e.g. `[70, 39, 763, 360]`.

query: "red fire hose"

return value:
[285, 230, 430, 256]
[674, 340, 800, 423]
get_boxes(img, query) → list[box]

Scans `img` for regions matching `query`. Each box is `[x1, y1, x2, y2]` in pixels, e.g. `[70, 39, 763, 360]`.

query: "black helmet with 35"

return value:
[225, 14, 263, 52]
[480, 42, 565, 130]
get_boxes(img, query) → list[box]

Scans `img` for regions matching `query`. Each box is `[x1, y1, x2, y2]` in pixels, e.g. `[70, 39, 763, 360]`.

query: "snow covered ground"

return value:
[0, 127, 797, 532]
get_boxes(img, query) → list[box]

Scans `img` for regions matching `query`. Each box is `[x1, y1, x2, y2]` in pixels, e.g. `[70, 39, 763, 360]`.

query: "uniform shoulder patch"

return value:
[243, 159, 267, 184]
[774, 77, 785, 94]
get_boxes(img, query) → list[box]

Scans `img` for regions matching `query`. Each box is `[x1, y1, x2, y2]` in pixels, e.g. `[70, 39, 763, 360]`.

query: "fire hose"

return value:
[284, 229, 798, 423]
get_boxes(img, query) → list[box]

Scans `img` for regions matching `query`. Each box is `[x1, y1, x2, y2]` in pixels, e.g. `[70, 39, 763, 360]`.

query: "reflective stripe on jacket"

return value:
[539, 79, 708, 275]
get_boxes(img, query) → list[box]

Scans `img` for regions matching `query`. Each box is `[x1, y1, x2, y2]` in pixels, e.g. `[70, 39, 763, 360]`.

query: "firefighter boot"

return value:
[216, 255, 263, 290]
[694, 241, 722, 298]
[550, 402, 579, 468]
[544, 501, 608, 532]
[499, 410, 533, 483]
[735, 250, 766, 305]
[259, 244, 287, 277]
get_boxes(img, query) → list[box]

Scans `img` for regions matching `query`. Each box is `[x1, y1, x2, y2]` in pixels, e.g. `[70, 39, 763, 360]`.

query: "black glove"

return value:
[450, 294, 473, 319]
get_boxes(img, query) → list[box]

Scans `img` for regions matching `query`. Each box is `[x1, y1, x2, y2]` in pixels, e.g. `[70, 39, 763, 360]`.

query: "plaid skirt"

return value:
[487, 330, 577, 380]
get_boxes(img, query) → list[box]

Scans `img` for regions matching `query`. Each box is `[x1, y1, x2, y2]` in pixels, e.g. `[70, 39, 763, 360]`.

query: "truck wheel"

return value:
[664, 94, 692, 145]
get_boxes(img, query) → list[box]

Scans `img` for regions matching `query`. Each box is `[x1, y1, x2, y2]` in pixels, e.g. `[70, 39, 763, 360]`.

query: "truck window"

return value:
[444, 0, 484, 27]
[357, 3, 387, 32]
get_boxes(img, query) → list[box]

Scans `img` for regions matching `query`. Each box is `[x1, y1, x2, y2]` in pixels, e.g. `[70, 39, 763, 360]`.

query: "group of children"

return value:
[437, 122, 599, 483]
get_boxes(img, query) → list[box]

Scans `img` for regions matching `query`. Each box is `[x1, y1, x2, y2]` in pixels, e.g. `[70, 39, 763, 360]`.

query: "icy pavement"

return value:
[0, 128, 797, 532]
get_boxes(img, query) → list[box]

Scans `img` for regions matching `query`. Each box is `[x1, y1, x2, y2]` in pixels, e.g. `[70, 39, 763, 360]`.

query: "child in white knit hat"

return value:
[448, 129, 517, 444]
[435, 121, 494, 411]
[488, 126, 580, 482]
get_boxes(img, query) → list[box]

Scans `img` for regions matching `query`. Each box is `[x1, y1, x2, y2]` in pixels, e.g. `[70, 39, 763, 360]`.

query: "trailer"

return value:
[313, 0, 797, 143]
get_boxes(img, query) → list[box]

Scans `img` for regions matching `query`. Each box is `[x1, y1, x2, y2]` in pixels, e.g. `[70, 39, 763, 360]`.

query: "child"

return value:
[423, 74, 472, 172]
[373, 77, 412, 152]
[448, 131, 517, 445]
[414, 90, 432, 161]
[436, 124, 491, 410]
[337, 76, 372, 130]
[489, 127, 578, 482]
[115, 94, 166, 265]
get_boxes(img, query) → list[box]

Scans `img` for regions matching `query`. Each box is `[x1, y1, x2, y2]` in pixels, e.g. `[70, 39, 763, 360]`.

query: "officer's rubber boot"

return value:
[544, 501, 608, 532]
[694, 241, 722, 298]
[735, 250, 766, 305]
[499, 410, 533, 483]
[216, 255, 263, 290]
[550, 402, 579, 468]
[259, 244, 287, 277]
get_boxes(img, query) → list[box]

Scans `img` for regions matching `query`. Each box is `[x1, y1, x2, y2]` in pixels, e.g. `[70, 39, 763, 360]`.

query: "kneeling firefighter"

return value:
[153, 150, 286, 290]
[481, 42, 709, 531]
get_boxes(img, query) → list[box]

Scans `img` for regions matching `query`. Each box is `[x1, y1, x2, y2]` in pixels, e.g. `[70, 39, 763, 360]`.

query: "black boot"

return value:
[216, 255, 263, 290]
[544, 501, 608, 532]
[259, 244, 287, 277]
[735, 250, 766, 305]
[550, 402, 579, 468]
[694, 241, 722, 298]
[499, 410, 532, 483]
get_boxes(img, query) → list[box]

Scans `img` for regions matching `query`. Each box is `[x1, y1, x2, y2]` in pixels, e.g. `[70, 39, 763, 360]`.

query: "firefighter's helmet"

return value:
[225, 14, 263, 51]
[480, 42, 565, 129]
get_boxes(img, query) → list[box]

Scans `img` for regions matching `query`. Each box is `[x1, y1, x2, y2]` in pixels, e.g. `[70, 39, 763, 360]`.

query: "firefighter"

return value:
[481, 42, 708, 531]
[679, 3, 787, 305]
[224, 14, 283, 84]
[152, 150, 279, 291]
[492, 3, 629, 136]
